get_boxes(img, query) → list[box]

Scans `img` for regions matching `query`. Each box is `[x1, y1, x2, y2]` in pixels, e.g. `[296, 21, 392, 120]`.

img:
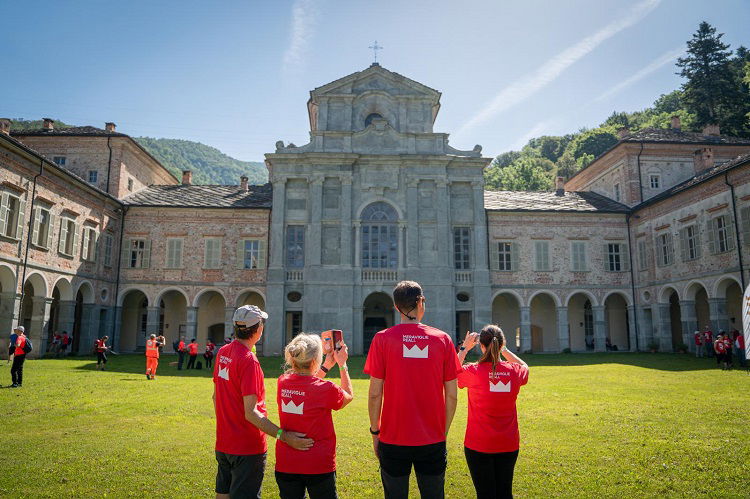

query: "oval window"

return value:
[456, 293, 470, 302]
[287, 291, 302, 303]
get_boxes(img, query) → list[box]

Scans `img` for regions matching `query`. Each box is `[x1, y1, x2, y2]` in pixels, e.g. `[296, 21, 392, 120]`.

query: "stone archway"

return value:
[491, 292, 521, 351]
[669, 291, 682, 349]
[363, 292, 394, 353]
[0, 265, 16, 343]
[567, 293, 594, 352]
[529, 292, 558, 353]
[157, 289, 188, 352]
[72, 282, 95, 353]
[120, 290, 148, 352]
[195, 290, 227, 347]
[604, 293, 629, 351]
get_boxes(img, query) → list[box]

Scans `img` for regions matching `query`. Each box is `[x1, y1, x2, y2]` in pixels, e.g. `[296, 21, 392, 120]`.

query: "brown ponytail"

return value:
[477, 324, 506, 377]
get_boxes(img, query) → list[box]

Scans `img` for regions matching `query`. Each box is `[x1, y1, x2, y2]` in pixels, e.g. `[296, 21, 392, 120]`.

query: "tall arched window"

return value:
[361, 202, 398, 268]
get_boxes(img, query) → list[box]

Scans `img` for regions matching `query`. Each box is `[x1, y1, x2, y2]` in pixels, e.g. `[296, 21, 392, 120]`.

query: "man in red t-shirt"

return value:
[364, 280, 461, 498]
[58, 331, 70, 358]
[213, 305, 312, 498]
[10, 326, 27, 387]
[693, 330, 703, 358]
[186, 339, 199, 369]
[703, 326, 713, 358]
[177, 336, 186, 370]
[95, 336, 109, 370]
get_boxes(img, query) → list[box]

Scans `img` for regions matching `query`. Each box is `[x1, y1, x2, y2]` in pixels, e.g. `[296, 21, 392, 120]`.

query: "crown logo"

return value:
[218, 366, 229, 381]
[281, 400, 304, 415]
[489, 380, 511, 392]
[403, 344, 428, 359]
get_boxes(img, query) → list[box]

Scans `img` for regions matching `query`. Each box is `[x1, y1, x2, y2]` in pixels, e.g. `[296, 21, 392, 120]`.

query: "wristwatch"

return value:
[369, 427, 380, 435]
[320, 365, 329, 374]
[459, 346, 466, 351]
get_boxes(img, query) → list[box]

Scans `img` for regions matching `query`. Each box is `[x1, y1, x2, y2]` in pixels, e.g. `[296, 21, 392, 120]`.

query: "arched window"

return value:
[584, 300, 594, 350]
[365, 113, 384, 127]
[361, 202, 398, 269]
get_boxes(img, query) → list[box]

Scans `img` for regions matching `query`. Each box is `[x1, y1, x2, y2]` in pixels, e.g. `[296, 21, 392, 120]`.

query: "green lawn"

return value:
[1, 353, 748, 498]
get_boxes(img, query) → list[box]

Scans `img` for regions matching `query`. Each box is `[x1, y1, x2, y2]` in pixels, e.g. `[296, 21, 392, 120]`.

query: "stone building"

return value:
[1, 65, 748, 357]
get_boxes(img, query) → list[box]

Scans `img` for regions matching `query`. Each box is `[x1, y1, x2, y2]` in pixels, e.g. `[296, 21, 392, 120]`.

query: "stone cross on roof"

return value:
[368, 40, 383, 64]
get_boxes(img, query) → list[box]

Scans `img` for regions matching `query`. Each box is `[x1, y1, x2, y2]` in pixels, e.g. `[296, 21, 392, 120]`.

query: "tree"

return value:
[486, 156, 554, 191]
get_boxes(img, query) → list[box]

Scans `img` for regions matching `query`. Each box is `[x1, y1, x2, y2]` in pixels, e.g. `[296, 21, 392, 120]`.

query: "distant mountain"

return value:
[7, 119, 267, 186]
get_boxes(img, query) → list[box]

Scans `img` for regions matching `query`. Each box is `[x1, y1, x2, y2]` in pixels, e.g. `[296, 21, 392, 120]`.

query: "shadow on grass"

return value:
[519, 352, 732, 372]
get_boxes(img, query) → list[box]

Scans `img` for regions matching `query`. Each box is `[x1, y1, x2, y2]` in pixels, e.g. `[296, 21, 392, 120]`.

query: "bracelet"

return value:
[276, 429, 284, 440]
[369, 427, 380, 435]
[340, 364, 348, 371]
[320, 365, 329, 374]
[459, 346, 466, 351]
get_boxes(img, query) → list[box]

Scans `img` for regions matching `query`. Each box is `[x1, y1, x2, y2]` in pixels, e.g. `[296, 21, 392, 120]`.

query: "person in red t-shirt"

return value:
[732, 329, 746, 368]
[176, 336, 186, 370]
[364, 280, 461, 498]
[95, 336, 109, 370]
[721, 332, 733, 368]
[693, 330, 703, 358]
[58, 331, 70, 358]
[703, 326, 714, 358]
[457, 325, 529, 499]
[145, 334, 160, 380]
[10, 326, 27, 387]
[714, 334, 727, 369]
[214, 305, 312, 499]
[204, 340, 216, 369]
[186, 339, 199, 369]
[275, 333, 353, 498]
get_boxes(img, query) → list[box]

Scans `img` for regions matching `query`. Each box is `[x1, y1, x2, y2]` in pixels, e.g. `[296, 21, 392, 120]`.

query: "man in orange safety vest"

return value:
[145, 334, 161, 380]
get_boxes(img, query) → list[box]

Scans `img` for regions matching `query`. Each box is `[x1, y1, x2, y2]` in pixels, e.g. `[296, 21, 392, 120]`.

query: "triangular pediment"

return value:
[312, 64, 440, 99]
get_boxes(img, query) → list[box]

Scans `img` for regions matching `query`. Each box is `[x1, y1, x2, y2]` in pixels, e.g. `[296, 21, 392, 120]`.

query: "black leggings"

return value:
[186, 354, 197, 369]
[275, 471, 337, 499]
[11, 354, 25, 385]
[97, 352, 107, 364]
[464, 447, 519, 499]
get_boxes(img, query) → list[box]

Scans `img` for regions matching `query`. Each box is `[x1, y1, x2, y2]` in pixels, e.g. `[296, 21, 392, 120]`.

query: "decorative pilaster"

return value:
[436, 179, 450, 267]
[270, 175, 287, 268]
[656, 303, 672, 352]
[353, 221, 361, 268]
[308, 176, 324, 266]
[340, 176, 353, 266]
[472, 180, 488, 269]
[679, 300, 696, 352]
[626, 305, 638, 352]
[519, 306, 531, 353]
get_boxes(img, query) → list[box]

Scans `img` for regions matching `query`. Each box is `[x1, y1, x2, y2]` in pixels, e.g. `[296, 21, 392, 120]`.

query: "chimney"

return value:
[0, 118, 10, 136]
[670, 115, 681, 130]
[555, 176, 565, 196]
[693, 147, 714, 173]
[42, 118, 54, 130]
[240, 176, 249, 192]
[182, 170, 193, 185]
[105, 122, 116, 132]
[617, 127, 629, 139]
[702, 123, 720, 136]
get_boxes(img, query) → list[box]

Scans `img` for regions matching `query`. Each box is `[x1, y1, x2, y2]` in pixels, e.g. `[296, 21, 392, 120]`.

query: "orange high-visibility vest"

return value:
[145, 339, 159, 358]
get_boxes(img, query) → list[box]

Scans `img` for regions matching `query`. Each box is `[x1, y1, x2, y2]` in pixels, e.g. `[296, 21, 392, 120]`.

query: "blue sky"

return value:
[2, 0, 748, 162]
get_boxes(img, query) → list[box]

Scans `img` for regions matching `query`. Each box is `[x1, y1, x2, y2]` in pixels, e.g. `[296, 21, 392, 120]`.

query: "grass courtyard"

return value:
[0, 352, 748, 498]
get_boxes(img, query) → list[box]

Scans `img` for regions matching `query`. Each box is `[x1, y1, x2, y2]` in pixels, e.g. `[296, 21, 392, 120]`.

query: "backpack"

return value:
[172, 339, 180, 352]
[22, 338, 32, 354]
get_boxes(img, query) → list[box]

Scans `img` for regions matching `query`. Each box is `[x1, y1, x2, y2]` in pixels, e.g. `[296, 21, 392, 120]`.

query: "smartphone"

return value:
[321, 330, 333, 354]
[332, 330, 343, 350]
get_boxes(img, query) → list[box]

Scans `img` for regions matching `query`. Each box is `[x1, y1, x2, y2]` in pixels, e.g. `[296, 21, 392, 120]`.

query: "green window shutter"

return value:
[31, 207, 41, 246]
[59, 219, 68, 253]
[15, 197, 26, 239]
[237, 239, 245, 269]
[603, 243, 610, 271]
[621, 243, 630, 271]
[71, 223, 80, 258]
[175, 239, 182, 267]
[726, 217, 736, 251]
[81, 228, 90, 260]
[121, 238, 131, 268]
[490, 242, 499, 270]
[92, 231, 99, 262]
[511, 242, 520, 271]
[258, 240, 267, 269]
[142, 240, 151, 268]
[706, 219, 716, 254]
[0, 192, 8, 235]
[741, 207, 750, 246]
[46, 213, 55, 249]
[679, 228, 687, 261]
[694, 227, 702, 259]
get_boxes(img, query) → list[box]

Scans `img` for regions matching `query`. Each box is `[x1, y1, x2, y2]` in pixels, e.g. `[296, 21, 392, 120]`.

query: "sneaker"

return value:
[10, 383, 18, 388]
[146, 373, 150, 380]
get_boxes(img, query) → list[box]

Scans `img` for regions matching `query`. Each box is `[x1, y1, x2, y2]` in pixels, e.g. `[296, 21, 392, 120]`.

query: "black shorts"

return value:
[97, 352, 107, 363]
[215, 450, 266, 498]
[378, 441, 447, 477]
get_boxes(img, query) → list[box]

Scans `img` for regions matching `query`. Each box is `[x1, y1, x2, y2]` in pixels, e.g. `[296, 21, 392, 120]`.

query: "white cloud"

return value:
[592, 47, 683, 103]
[283, 0, 318, 74]
[456, 0, 661, 137]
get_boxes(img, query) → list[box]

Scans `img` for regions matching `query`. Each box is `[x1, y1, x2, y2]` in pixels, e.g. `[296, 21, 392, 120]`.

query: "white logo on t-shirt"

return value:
[218, 366, 229, 380]
[489, 380, 511, 392]
[403, 344, 428, 358]
[281, 400, 304, 415]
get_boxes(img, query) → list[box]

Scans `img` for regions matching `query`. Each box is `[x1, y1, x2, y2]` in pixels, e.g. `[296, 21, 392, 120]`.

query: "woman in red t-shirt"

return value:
[204, 340, 215, 369]
[714, 335, 728, 369]
[457, 325, 529, 499]
[275, 333, 353, 499]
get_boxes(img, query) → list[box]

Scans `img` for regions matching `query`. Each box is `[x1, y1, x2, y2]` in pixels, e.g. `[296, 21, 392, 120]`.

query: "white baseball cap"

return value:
[233, 305, 268, 327]
[14, 326, 24, 333]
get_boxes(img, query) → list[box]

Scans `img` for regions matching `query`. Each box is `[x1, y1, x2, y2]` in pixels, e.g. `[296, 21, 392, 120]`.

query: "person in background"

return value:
[186, 338, 199, 369]
[7, 326, 20, 363]
[721, 332, 732, 369]
[275, 333, 353, 499]
[204, 339, 216, 369]
[703, 325, 713, 358]
[457, 326, 529, 499]
[364, 280, 461, 499]
[714, 334, 727, 369]
[95, 336, 109, 370]
[732, 329, 746, 368]
[10, 326, 28, 388]
[50, 331, 61, 354]
[156, 333, 166, 355]
[213, 305, 312, 498]
[694, 330, 703, 358]
[176, 336, 186, 370]
[145, 333, 160, 380]
[59, 331, 70, 358]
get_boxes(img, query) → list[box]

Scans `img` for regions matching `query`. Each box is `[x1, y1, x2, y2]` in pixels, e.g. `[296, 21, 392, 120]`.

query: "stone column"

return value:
[436, 179, 450, 267]
[83, 304, 100, 352]
[30, 297, 53, 358]
[224, 306, 235, 340]
[708, 298, 728, 334]
[593, 305, 606, 352]
[556, 306, 569, 352]
[398, 221, 406, 270]
[626, 306, 638, 352]
[308, 176, 323, 266]
[0, 292, 18, 345]
[185, 306, 198, 343]
[353, 221, 361, 268]
[112, 306, 122, 351]
[340, 176, 353, 267]
[656, 303, 672, 352]
[679, 300, 696, 352]
[519, 306, 531, 353]
[269, 176, 287, 268]
[56, 300, 76, 336]
[406, 178, 419, 268]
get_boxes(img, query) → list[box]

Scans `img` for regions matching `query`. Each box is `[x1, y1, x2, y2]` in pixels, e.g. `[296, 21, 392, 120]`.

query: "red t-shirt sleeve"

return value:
[241, 357, 262, 397]
[364, 334, 385, 379]
[326, 382, 346, 411]
[457, 364, 474, 389]
[443, 337, 462, 382]
[515, 363, 529, 386]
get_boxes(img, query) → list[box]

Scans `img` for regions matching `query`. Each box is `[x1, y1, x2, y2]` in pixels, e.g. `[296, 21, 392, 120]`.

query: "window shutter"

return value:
[175, 239, 182, 267]
[534, 242, 542, 270]
[59, 219, 68, 253]
[706, 219, 716, 254]
[204, 240, 210, 268]
[258, 240, 267, 269]
[237, 240, 245, 269]
[92, 231, 99, 262]
[121, 238, 131, 268]
[621, 243, 630, 271]
[16, 197, 26, 239]
[71, 224, 80, 258]
[726, 217, 736, 251]
[741, 207, 750, 246]
[490, 242, 499, 270]
[511, 242, 520, 271]
[0, 193, 8, 235]
[31, 207, 41, 246]
[693, 228, 702, 259]
[46, 213, 55, 249]
[142, 240, 151, 268]
[603, 243, 610, 271]
[81, 228, 90, 260]
[679, 228, 688, 261]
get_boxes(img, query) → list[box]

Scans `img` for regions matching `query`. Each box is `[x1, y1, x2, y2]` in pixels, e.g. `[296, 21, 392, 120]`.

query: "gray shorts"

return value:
[215, 450, 266, 498]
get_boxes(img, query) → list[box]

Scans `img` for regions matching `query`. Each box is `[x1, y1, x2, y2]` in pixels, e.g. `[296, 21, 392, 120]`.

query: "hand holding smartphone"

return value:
[332, 330, 343, 351]
[321, 330, 334, 354]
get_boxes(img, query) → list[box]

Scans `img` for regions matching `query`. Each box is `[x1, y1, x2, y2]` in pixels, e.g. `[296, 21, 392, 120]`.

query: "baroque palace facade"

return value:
[1, 65, 749, 357]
